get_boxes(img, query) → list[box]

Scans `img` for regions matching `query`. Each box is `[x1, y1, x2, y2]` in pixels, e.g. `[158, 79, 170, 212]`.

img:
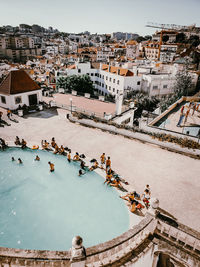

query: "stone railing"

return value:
[85, 213, 156, 266]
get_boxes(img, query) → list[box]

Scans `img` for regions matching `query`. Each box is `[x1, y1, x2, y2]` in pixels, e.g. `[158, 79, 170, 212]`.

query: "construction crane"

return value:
[146, 22, 199, 60]
[146, 22, 197, 32]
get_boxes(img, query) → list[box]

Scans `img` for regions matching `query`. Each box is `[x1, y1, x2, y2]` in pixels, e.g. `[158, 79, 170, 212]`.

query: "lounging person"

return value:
[142, 189, 151, 208]
[15, 136, 21, 146]
[67, 151, 71, 162]
[80, 160, 86, 170]
[42, 140, 50, 150]
[110, 177, 122, 189]
[35, 155, 40, 161]
[21, 139, 27, 149]
[73, 152, 80, 161]
[104, 168, 113, 185]
[59, 145, 65, 155]
[0, 138, 8, 150]
[7, 109, 12, 119]
[90, 160, 99, 171]
[53, 144, 59, 154]
[48, 161, 55, 172]
[100, 153, 106, 168]
[106, 156, 111, 170]
[130, 199, 144, 213]
[18, 158, 23, 164]
[51, 137, 56, 148]
[144, 185, 151, 196]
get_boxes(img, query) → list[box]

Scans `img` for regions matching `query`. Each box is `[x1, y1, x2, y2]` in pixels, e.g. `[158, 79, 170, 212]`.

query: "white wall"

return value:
[0, 90, 42, 110]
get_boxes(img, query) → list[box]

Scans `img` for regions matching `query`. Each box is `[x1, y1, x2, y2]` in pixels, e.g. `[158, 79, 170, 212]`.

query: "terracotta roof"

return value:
[0, 70, 40, 95]
[101, 64, 134, 77]
[126, 40, 137, 45]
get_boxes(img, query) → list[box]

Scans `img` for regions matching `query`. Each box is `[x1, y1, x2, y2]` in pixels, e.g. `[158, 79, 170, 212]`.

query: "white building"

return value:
[59, 62, 142, 97]
[0, 70, 42, 110]
[160, 44, 178, 63]
[126, 40, 139, 59]
[97, 47, 114, 62]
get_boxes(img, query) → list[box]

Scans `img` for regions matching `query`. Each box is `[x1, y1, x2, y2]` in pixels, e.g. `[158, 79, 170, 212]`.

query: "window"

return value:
[91, 73, 94, 76]
[15, 96, 22, 104]
[109, 86, 111, 90]
[117, 90, 119, 94]
[1, 96, 6, 104]
[117, 80, 119, 85]
[113, 79, 115, 83]
[103, 75, 104, 79]
[106, 76, 108, 80]
[153, 85, 158, 90]
[137, 81, 140, 85]
[163, 85, 167, 89]
[113, 88, 115, 92]
[95, 73, 98, 77]
[102, 84, 104, 88]
[109, 77, 112, 82]
[106, 85, 107, 89]
[78, 69, 81, 73]
[100, 74, 101, 78]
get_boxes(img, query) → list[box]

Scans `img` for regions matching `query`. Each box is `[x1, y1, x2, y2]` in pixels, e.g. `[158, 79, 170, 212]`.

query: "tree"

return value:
[187, 35, 200, 47]
[162, 35, 169, 43]
[136, 36, 145, 43]
[175, 33, 186, 43]
[159, 69, 194, 112]
[56, 75, 94, 95]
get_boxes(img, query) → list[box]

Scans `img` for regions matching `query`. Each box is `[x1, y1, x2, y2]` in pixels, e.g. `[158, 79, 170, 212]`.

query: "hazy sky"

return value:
[0, 0, 199, 35]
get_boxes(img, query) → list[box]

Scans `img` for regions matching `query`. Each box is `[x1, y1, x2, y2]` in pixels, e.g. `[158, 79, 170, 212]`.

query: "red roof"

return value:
[0, 70, 40, 95]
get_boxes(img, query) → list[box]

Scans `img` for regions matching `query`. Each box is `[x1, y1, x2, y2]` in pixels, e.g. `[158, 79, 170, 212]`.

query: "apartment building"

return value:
[126, 40, 139, 59]
[144, 42, 159, 60]
[160, 44, 178, 63]
[97, 47, 114, 62]
[60, 62, 142, 97]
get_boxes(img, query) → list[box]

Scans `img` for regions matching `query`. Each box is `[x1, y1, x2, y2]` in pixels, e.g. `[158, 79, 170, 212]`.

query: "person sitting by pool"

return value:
[100, 153, 106, 168]
[18, 158, 23, 164]
[67, 151, 71, 162]
[48, 161, 55, 172]
[78, 169, 86, 176]
[12, 157, 15, 161]
[53, 144, 59, 154]
[21, 139, 27, 149]
[120, 192, 135, 203]
[104, 168, 113, 185]
[106, 156, 111, 170]
[35, 155, 40, 161]
[142, 189, 151, 208]
[0, 138, 8, 150]
[15, 136, 21, 146]
[144, 185, 151, 196]
[109, 177, 122, 189]
[80, 160, 86, 170]
[73, 152, 80, 161]
[59, 145, 65, 155]
[42, 140, 50, 150]
[90, 160, 99, 171]
[51, 137, 56, 148]
[130, 199, 144, 213]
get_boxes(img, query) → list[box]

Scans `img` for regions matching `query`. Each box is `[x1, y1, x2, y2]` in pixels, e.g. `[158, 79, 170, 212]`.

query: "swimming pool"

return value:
[0, 148, 129, 251]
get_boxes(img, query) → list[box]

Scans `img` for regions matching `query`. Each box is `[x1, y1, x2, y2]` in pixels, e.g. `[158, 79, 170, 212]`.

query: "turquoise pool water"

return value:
[0, 148, 129, 251]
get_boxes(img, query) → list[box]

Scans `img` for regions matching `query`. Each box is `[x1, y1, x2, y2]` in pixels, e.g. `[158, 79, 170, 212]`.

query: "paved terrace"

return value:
[44, 93, 118, 117]
[154, 101, 200, 136]
[0, 108, 200, 232]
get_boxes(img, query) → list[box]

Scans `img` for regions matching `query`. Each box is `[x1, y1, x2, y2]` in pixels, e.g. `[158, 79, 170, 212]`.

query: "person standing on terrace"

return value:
[106, 156, 111, 170]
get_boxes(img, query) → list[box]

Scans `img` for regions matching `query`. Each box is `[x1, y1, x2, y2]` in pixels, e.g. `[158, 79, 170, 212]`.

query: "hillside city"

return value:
[0, 22, 200, 267]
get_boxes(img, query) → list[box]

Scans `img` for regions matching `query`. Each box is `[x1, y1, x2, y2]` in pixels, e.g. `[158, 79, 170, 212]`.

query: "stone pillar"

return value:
[70, 236, 86, 267]
[148, 198, 159, 216]
[115, 93, 123, 115]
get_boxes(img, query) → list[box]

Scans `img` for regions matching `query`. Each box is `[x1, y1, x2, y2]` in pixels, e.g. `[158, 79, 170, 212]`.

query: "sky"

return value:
[0, 0, 200, 35]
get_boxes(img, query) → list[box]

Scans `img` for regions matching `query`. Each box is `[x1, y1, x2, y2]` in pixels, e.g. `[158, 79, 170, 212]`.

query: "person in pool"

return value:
[78, 169, 85, 176]
[48, 161, 55, 172]
[18, 158, 23, 164]
[12, 157, 15, 161]
[67, 151, 71, 162]
[35, 155, 40, 161]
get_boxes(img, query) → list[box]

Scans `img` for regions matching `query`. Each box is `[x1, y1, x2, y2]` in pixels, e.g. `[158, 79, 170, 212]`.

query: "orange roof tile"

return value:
[101, 64, 134, 77]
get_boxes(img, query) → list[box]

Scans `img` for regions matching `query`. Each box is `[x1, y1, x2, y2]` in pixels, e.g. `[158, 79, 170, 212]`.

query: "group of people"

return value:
[15, 136, 27, 149]
[177, 101, 200, 127]
[6, 136, 152, 214]
[120, 185, 151, 213]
